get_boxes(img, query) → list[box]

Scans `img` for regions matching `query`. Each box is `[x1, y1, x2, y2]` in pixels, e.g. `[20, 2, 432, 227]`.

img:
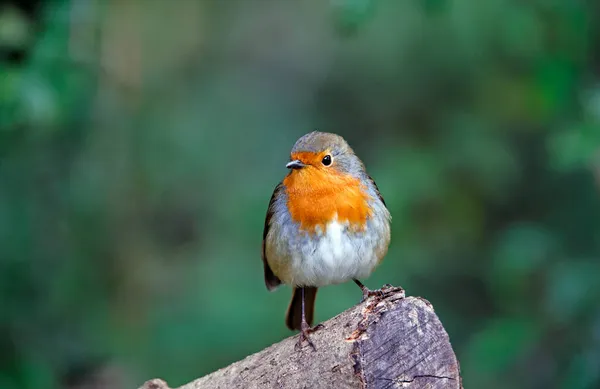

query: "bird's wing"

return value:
[262, 182, 283, 290]
[367, 174, 386, 207]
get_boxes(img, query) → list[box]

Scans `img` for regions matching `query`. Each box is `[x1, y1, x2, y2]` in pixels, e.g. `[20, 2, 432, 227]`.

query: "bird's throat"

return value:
[283, 169, 372, 234]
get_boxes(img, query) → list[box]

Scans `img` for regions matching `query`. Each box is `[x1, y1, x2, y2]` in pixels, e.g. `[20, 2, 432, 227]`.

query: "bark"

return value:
[139, 287, 462, 389]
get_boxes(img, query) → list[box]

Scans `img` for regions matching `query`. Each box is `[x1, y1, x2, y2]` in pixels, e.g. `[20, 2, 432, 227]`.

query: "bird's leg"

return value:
[353, 279, 385, 302]
[353, 280, 406, 303]
[295, 287, 324, 351]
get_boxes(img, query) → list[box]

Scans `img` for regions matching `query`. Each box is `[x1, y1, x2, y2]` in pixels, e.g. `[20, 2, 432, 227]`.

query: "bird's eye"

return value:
[322, 155, 332, 166]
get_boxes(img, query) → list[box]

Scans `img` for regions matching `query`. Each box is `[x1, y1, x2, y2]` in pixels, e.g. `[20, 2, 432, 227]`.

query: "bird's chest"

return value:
[283, 172, 373, 233]
[265, 173, 388, 287]
[269, 216, 385, 287]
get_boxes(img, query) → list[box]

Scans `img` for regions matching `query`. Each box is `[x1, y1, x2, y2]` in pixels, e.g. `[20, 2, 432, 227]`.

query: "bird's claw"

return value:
[295, 323, 325, 351]
[360, 284, 405, 303]
[360, 288, 384, 303]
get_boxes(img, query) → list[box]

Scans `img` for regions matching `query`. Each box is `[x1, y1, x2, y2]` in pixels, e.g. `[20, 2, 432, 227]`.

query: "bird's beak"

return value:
[286, 160, 306, 169]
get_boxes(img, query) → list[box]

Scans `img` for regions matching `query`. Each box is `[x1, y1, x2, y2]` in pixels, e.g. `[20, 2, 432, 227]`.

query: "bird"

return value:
[261, 131, 391, 350]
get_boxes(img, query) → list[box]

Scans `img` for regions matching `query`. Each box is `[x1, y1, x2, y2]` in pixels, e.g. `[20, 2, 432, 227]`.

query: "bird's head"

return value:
[285, 131, 365, 178]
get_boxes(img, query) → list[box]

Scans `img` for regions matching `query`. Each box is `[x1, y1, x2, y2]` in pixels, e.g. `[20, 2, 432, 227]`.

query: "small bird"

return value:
[262, 131, 391, 349]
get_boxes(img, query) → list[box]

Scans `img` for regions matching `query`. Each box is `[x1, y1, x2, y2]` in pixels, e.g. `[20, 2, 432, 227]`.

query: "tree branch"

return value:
[139, 287, 462, 389]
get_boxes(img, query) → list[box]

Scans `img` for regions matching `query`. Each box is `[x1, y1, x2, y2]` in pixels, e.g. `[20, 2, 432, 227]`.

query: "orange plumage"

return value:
[282, 151, 373, 234]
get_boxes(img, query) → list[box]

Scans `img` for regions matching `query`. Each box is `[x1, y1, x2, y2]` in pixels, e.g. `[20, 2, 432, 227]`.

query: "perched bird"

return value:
[262, 131, 391, 349]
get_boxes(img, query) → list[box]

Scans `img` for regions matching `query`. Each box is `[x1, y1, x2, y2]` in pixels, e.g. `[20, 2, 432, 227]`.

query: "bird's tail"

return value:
[285, 287, 318, 331]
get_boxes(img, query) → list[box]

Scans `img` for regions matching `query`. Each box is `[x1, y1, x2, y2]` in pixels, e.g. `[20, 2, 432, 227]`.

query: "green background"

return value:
[1, 0, 599, 388]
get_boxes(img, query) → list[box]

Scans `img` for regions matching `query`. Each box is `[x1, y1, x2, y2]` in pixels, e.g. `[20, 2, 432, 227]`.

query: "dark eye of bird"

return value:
[322, 155, 332, 166]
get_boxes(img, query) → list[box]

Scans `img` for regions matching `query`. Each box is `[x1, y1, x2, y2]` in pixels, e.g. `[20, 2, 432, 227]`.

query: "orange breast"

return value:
[283, 168, 372, 234]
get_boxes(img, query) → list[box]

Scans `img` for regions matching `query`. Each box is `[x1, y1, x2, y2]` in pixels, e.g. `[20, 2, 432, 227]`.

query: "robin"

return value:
[261, 131, 391, 350]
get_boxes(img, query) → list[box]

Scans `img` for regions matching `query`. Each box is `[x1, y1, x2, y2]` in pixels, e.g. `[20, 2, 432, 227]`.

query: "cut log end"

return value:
[139, 286, 462, 389]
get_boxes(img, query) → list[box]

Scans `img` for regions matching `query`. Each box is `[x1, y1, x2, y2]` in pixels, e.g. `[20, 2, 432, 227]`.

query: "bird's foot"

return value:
[357, 282, 405, 303]
[295, 323, 325, 351]
[360, 287, 383, 303]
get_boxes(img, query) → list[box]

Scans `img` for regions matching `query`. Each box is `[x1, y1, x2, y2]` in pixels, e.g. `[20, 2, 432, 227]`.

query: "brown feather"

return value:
[262, 183, 283, 290]
[367, 174, 386, 206]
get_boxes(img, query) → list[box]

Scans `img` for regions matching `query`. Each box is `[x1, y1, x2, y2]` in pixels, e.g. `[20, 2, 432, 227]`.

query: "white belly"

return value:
[266, 217, 389, 287]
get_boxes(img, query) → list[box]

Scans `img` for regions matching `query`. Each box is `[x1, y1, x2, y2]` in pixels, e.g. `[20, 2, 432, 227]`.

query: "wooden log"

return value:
[139, 286, 462, 389]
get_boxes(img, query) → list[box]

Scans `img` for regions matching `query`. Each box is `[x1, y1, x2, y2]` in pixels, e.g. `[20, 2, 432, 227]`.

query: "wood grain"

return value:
[139, 287, 462, 389]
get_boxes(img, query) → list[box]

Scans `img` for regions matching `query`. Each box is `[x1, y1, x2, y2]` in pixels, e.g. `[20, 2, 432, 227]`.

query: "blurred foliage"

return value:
[1, 0, 599, 388]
